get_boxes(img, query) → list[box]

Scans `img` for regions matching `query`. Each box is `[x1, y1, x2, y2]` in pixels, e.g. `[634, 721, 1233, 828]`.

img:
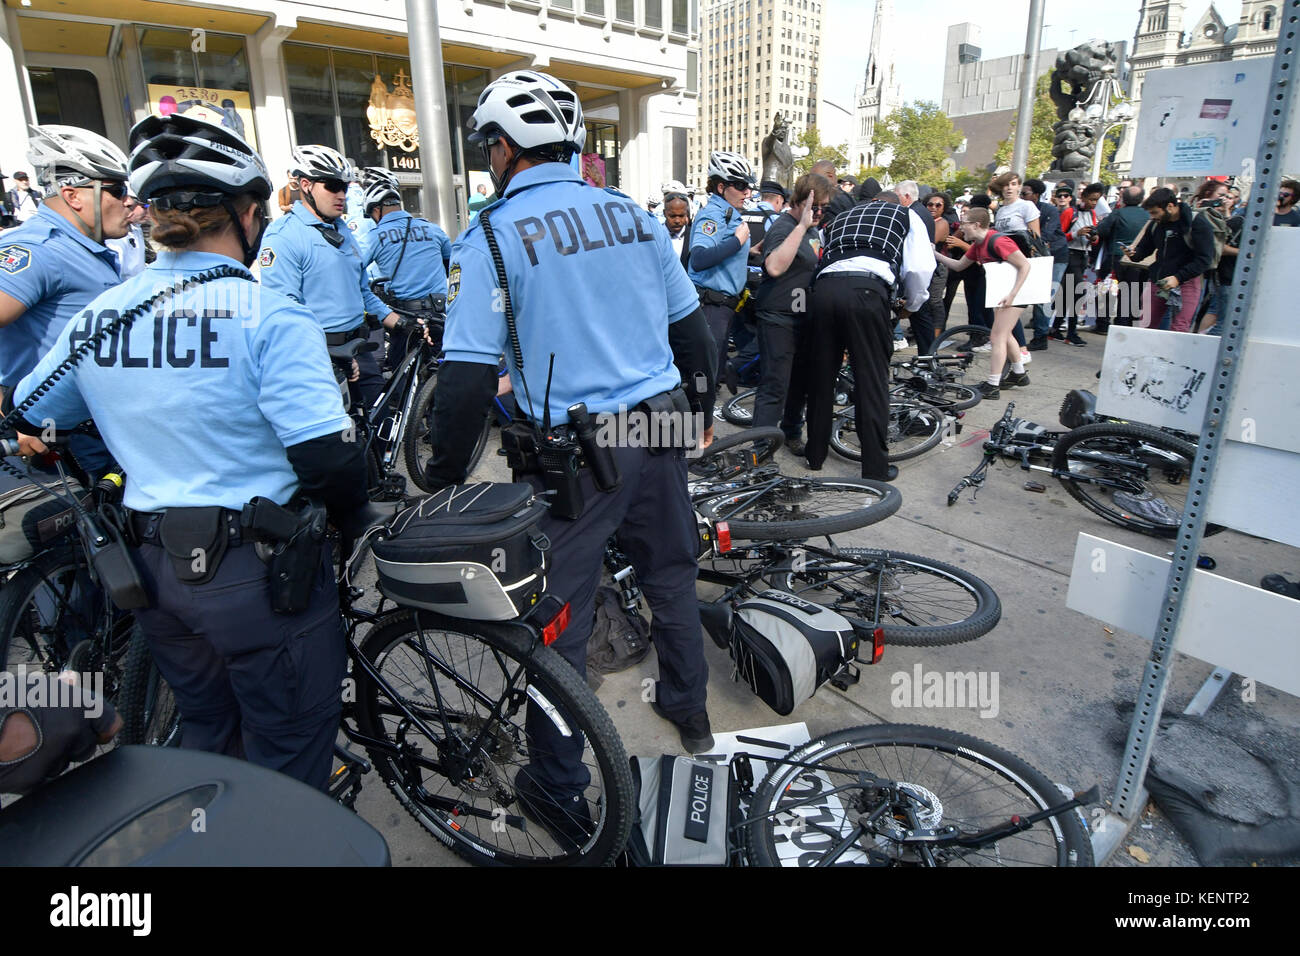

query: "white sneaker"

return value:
[972, 342, 993, 353]
[893, 341, 916, 352]
[1020, 348, 1033, 365]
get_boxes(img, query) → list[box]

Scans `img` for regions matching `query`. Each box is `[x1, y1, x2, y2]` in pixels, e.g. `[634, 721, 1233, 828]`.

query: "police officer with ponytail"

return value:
[12, 114, 383, 791]
[425, 70, 719, 848]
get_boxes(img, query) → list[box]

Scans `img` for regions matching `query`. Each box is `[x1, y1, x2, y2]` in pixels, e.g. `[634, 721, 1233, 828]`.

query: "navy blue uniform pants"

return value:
[701, 302, 736, 381]
[753, 312, 811, 441]
[524, 444, 707, 797]
[133, 543, 346, 791]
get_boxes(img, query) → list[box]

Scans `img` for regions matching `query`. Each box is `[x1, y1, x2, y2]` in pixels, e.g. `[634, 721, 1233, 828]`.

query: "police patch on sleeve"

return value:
[0, 245, 32, 274]
[258, 247, 275, 268]
[347, 220, 358, 231]
[700, 220, 717, 237]
[447, 264, 461, 304]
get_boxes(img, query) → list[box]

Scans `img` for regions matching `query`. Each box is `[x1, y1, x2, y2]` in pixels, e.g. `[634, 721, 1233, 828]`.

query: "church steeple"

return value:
[864, 0, 895, 94]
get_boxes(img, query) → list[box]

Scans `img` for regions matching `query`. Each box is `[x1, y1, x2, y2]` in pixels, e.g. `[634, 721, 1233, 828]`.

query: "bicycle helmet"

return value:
[468, 71, 585, 154]
[27, 124, 129, 190]
[127, 113, 271, 202]
[289, 144, 354, 182]
[359, 166, 399, 190]
[661, 179, 688, 197]
[707, 151, 756, 188]
[363, 179, 402, 216]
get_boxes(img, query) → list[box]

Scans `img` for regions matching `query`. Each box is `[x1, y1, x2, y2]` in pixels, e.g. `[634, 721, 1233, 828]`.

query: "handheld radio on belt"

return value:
[477, 208, 621, 519]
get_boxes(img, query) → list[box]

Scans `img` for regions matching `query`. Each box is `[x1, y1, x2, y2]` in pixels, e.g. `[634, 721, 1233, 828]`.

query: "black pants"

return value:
[701, 302, 735, 381]
[523, 445, 707, 797]
[807, 275, 894, 480]
[753, 313, 811, 439]
[1111, 262, 1146, 327]
[946, 265, 993, 333]
[133, 543, 345, 791]
[1056, 249, 1089, 336]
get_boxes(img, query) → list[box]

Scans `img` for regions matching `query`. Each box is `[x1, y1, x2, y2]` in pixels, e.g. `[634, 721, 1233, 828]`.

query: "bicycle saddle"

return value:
[327, 338, 378, 361]
[698, 600, 734, 650]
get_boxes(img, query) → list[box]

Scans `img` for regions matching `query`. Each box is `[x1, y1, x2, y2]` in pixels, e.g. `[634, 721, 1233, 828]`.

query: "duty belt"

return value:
[324, 326, 369, 347]
[695, 286, 740, 310]
[389, 293, 445, 314]
[130, 508, 243, 548]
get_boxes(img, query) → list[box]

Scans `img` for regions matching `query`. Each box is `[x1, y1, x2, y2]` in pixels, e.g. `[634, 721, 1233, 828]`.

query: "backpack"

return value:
[982, 229, 1033, 262]
[587, 586, 651, 684]
[1185, 205, 1227, 273]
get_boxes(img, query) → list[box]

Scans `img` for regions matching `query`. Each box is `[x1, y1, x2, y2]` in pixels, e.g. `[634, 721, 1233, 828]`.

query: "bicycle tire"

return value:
[745, 724, 1093, 867]
[352, 609, 634, 866]
[721, 388, 757, 427]
[117, 627, 182, 747]
[929, 323, 988, 356]
[0, 549, 133, 694]
[404, 372, 493, 493]
[893, 380, 982, 412]
[830, 403, 946, 463]
[1050, 422, 1222, 539]
[694, 476, 901, 540]
[767, 546, 1000, 645]
[688, 426, 784, 484]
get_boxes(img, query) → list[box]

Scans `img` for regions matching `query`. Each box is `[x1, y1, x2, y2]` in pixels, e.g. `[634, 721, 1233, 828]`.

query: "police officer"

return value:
[362, 177, 452, 297]
[0, 124, 132, 480]
[425, 70, 718, 847]
[11, 113, 381, 791]
[687, 150, 755, 382]
[350, 167, 399, 276]
[257, 145, 401, 407]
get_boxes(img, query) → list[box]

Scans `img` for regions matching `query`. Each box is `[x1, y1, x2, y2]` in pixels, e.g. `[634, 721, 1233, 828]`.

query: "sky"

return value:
[820, 0, 1242, 116]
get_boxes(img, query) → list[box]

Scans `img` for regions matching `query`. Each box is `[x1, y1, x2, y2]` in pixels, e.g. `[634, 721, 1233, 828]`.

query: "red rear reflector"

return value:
[715, 521, 732, 555]
[542, 602, 571, 646]
[871, 627, 885, 664]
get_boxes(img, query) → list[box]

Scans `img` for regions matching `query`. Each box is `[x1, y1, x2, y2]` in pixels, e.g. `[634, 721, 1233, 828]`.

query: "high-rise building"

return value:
[1116, 0, 1279, 174]
[690, 0, 826, 188]
[850, 0, 903, 172]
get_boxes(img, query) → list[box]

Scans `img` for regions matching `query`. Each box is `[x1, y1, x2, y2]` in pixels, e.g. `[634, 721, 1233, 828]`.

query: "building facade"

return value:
[690, 0, 825, 189]
[1116, 0, 1279, 173]
[849, 0, 901, 173]
[0, 0, 700, 230]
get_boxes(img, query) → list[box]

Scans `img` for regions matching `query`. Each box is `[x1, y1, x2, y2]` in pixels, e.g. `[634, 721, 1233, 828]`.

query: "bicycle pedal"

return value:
[830, 663, 860, 690]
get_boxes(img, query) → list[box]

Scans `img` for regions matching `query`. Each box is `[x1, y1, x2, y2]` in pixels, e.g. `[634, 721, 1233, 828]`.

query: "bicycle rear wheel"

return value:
[767, 547, 1000, 645]
[688, 426, 783, 485]
[352, 609, 634, 866]
[693, 477, 901, 540]
[721, 388, 757, 427]
[893, 380, 982, 411]
[744, 724, 1093, 867]
[1050, 422, 1221, 539]
[929, 323, 987, 357]
[404, 373, 493, 493]
[831, 403, 945, 463]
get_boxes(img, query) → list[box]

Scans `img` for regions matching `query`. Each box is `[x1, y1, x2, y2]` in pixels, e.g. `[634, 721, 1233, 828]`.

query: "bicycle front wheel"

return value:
[404, 373, 493, 493]
[831, 403, 946, 463]
[1050, 422, 1221, 539]
[929, 323, 987, 357]
[767, 547, 1000, 645]
[721, 388, 757, 427]
[745, 724, 1093, 867]
[352, 609, 634, 866]
[694, 477, 900, 540]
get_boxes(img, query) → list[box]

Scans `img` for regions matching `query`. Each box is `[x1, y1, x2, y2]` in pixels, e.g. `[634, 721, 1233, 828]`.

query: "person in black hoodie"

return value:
[1128, 187, 1215, 332]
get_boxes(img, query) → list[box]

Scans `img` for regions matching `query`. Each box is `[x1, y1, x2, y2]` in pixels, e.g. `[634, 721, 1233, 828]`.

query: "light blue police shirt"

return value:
[257, 201, 389, 332]
[364, 210, 452, 298]
[351, 214, 385, 282]
[0, 204, 122, 387]
[343, 182, 366, 229]
[685, 192, 749, 296]
[14, 250, 351, 512]
[442, 163, 699, 425]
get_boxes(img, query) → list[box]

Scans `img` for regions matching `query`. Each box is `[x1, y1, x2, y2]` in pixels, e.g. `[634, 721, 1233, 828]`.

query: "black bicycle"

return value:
[947, 393, 1220, 539]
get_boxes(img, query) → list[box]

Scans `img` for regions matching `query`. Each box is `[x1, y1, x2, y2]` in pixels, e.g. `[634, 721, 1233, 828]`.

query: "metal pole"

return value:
[1011, 0, 1046, 175]
[406, 0, 460, 238]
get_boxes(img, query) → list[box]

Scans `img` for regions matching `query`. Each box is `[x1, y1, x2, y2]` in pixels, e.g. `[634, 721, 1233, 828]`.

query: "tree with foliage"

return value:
[854, 164, 890, 185]
[793, 127, 848, 177]
[993, 73, 1056, 178]
[872, 101, 964, 184]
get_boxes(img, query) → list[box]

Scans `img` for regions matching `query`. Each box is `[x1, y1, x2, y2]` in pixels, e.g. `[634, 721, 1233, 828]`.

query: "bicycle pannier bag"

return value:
[0, 475, 86, 563]
[624, 755, 734, 866]
[730, 590, 859, 716]
[372, 482, 549, 620]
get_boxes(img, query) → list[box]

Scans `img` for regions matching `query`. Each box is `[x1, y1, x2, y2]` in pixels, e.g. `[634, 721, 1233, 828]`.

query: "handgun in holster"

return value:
[241, 496, 327, 615]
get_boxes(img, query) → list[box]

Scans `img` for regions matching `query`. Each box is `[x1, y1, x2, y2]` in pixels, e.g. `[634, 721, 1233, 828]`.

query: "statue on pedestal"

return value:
[1047, 41, 1119, 177]
[760, 113, 794, 190]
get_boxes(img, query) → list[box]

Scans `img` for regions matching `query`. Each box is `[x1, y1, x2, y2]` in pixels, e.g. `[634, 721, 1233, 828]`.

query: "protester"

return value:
[1128, 186, 1215, 332]
[1274, 179, 1300, 225]
[1095, 185, 1150, 329]
[1022, 178, 1068, 349]
[1055, 182, 1105, 345]
[7, 171, 40, 223]
[923, 191, 953, 337]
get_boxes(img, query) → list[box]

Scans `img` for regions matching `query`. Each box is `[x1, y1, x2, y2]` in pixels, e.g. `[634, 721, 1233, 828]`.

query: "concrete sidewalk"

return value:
[358, 313, 1300, 867]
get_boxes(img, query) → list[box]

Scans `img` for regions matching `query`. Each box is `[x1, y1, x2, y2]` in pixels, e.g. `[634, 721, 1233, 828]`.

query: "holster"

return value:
[241, 496, 326, 615]
[635, 386, 694, 454]
[157, 506, 232, 585]
[501, 419, 543, 475]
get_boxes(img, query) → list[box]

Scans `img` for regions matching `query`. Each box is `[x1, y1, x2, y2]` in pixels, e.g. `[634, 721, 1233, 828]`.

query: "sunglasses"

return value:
[925, 200, 944, 207]
[725, 181, 752, 192]
[315, 178, 349, 194]
[80, 181, 128, 200]
[810, 203, 828, 213]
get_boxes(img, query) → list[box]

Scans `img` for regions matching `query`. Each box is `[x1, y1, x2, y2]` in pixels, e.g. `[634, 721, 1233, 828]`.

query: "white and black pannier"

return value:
[623, 755, 735, 866]
[372, 483, 549, 621]
[729, 590, 860, 716]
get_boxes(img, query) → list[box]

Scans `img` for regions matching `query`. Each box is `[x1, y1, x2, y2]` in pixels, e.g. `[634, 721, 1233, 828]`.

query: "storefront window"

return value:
[139, 27, 255, 147]
[584, 121, 620, 188]
[334, 50, 384, 171]
[284, 44, 336, 153]
[27, 68, 106, 135]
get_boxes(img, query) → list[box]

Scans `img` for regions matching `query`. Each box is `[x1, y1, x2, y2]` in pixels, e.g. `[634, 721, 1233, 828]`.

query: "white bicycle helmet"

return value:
[359, 166, 399, 190]
[707, 151, 756, 188]
[467, 71, 585, 155]
[289, 144, 354, 182]
[128, 113, 271, 201]
[661, 179, 688, 197]
[363, 179, 402, 216]
[27, 124, 129, 191]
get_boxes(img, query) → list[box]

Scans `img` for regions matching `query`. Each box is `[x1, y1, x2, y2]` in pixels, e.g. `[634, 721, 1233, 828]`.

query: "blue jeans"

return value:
[1032, 260, 1069, 339]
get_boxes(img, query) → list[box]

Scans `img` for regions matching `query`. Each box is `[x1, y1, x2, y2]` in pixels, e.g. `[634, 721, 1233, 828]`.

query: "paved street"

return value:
[355, 303, 1300, 867]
